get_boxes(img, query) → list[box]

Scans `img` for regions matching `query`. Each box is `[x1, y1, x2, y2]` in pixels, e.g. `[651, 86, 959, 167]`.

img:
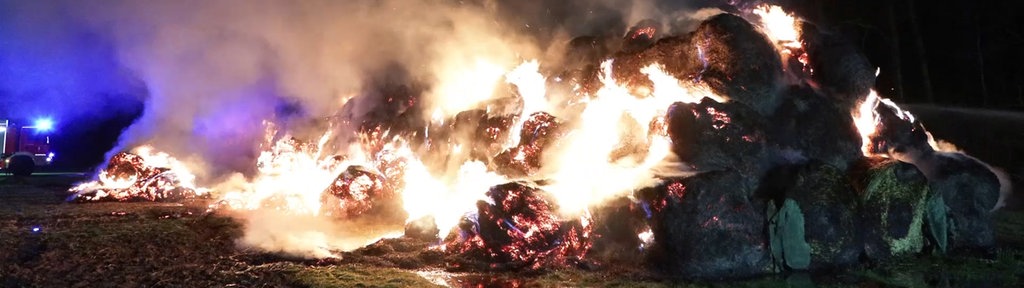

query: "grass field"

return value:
[1, 174, 1022, 287]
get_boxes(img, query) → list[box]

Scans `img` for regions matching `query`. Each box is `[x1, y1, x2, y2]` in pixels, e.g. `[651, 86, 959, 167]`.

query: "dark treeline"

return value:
[781, 0, 1024, 110]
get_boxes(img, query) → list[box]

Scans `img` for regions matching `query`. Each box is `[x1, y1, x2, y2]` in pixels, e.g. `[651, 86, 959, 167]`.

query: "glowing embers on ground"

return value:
[69, 146, 208, 202]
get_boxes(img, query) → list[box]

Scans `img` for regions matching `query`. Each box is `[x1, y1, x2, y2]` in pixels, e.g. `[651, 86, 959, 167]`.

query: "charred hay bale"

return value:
[687, 13, 784, 115]
[357, 79, 428, 135]
[565, 36, 612, 69]
[492, 112, 565, 177]
[866, 101, 931, 157]
[762, 162, 860, 271]
[450, 109, 518, 159]
[445, 182, 589, 269]
[70, 151, 203, 202]
[666, 98, 768, 183]
[517, 112, 563, 148]
[800, 22, 875, 104]
[320, 165, 406, 224]
[855, 159, 930, 260]
[552, 36, 610, 97]
[610, 36, 699, 95]
[644, 36, 698, 77]
[637, 171, 772, 279]
[104, 152, 157, 180]
[588, 196, 649, 263]
[622, 19, 662, 53]
[607, 20, 670, 92]
[609, 51, 656, 94]
[925, 152, 1001, 254]
[769, 85, 861, 170]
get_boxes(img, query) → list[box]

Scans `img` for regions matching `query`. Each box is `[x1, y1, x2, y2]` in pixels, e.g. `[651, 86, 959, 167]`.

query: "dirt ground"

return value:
[1, 174, 1022, 288]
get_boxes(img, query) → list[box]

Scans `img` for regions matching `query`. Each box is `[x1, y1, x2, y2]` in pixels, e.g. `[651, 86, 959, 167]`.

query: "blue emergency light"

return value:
[34, 118, 54, 132]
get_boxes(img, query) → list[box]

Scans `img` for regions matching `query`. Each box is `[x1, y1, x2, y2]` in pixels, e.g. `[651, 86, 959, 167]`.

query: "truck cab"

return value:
[1, 119, 56, 176]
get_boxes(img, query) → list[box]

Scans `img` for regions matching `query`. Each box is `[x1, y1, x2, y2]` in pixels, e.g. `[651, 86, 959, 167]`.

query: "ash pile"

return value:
[388, 11, 1005, 279]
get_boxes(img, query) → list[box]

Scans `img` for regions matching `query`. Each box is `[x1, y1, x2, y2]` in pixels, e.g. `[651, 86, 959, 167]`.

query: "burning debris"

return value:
[69, 147, 207, 202]
[446, 182, 590, 270]
[67, 3, 1009, 280]
[492, 112, 565, 177]
[687, 13, 785, 116]
[666, 98, 768, 180]
[320, 165, 405, 225]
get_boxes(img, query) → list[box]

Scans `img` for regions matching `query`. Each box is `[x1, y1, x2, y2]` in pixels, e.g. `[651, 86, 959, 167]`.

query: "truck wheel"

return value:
[8, 155, 35, 177]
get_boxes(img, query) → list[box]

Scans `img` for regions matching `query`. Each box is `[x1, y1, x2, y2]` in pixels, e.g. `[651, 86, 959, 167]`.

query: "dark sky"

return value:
[788, 0, 1024, 109]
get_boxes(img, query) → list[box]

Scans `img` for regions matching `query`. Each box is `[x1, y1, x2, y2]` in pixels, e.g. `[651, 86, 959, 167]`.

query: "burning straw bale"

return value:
[866, 102, 932, 156]
[446, 182, 590, 270]
[320, 165, 406, 225]
[637, 170, 772, 279]
[69, 151, 204, 202]
[622, 19, 662, 53]
[492, 112, 566, 177]
[687, 13, 784, 116]
[666, 98, 768, 182]
[608, 34, 704, 95]
[549, 36, 610, 98]
[609, 13, 784, 116]
[854, 159, 930, 261]
[415, 107, 517, 173]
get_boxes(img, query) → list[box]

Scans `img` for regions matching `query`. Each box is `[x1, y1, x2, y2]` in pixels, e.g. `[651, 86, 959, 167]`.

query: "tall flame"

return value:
[752, 5, 802, 49]
[853, 89, 930, 157]
[751, 5, 810, 74]
[541, 60, 721, 215]
[504, 60, 550, 149]
[217, 128, 351, 214]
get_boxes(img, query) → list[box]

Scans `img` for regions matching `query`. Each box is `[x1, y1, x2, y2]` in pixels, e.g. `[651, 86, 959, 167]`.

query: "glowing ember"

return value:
[446, 182, 590, 267]
[638, 228, 654, 250]
[320, 165, 401, 221]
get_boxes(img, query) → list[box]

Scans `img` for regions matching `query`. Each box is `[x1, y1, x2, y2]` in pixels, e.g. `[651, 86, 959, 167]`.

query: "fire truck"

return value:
[0, 118, 56, 176]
